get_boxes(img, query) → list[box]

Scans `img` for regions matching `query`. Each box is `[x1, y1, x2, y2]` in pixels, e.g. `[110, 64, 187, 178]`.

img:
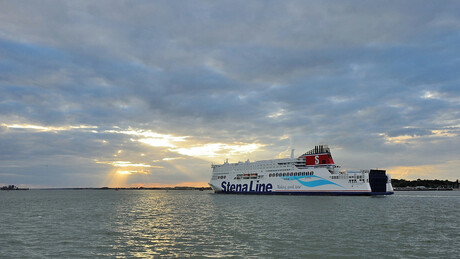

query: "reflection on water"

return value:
[0, 190, 459, 257]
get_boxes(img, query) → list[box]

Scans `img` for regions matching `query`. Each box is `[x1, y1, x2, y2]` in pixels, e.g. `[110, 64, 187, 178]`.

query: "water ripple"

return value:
[1, 190, 459, 258]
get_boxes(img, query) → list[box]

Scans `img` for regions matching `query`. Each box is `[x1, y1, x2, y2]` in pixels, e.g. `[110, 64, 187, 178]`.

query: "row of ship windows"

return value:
[349, 179, 368, 183]
[235, 173, 261, 180]
[266, 168, 291, 172]
[268, 172, 314, 177]
[236, 167, 288, 171]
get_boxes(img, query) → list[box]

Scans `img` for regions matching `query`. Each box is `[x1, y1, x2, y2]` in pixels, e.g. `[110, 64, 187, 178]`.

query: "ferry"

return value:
[209, 145, 393, 195]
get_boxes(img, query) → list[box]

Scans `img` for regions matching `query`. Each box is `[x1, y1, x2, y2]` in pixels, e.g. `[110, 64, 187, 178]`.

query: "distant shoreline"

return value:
[28, 187, 213, 191]
[394, 187, 455, 191]
[3, 177, 459, 191]
[1, 184, 212, 191]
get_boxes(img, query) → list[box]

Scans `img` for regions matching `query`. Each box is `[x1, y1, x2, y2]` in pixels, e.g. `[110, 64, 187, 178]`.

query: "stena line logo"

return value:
[221, 181, 273, 193]
[315, 155, 319, 164]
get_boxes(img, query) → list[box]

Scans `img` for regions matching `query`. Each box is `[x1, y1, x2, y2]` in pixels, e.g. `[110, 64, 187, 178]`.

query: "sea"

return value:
[1, 190, 459, 258]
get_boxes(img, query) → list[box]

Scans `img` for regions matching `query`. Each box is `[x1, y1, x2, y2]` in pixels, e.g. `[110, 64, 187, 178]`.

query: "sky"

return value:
[1, 1, 459, 188]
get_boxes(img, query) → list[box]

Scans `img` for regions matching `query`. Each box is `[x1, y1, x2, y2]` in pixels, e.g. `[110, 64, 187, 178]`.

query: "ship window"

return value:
[290, 172, 293, 176]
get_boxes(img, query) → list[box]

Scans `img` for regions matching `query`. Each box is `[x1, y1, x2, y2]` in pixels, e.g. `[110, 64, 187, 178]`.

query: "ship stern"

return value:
[369, 169, 394, 195]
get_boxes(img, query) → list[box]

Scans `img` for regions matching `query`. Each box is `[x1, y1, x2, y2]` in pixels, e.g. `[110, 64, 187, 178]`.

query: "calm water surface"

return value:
[1, 190, 459, 258]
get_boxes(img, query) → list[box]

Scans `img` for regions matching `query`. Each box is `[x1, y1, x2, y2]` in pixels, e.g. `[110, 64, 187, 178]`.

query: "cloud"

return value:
[1, 1, 460, 187]
[386, 128, 433, 138]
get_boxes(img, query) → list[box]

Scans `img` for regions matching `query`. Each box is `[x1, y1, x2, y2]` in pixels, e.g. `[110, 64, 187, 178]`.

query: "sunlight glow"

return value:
[111, 161, 153, 167]
[1, 123, 97, 132]
[388, 160, 460, 180]
[103, 127, 264, 160]
[431, 130, 457, 138]
[382, 134, 417, 144]
[95, 160, 162, 168]
[163, 157, 181, 161]
[381, 128, 458, 144]
[116, 170, 150, 175]
[117, 170, 134, 175]
[106, 128, 187, 148]
[138, 138, 178, 148]
[172, 143, 263, 158]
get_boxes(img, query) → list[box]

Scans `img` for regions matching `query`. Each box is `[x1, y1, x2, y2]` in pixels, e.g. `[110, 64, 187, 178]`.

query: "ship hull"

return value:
[212, 190, 394, 196]
[209, 168, 394, 196]
[209, 145, 394, 196]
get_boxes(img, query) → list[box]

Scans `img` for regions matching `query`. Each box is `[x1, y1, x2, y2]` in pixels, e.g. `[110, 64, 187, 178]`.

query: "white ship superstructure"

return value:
[209, 145, 393, 195]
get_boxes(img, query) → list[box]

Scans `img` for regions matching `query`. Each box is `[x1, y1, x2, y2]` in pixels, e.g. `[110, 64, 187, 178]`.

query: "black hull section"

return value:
[369, 169, 389, 193]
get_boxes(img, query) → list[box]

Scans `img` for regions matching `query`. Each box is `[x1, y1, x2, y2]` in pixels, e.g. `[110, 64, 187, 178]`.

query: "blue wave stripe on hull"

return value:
[283, 175, 344, 188]
[296, 179, 342, 188]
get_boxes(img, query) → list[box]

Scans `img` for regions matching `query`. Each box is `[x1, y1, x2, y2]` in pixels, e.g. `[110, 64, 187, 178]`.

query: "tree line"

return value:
[392, 178, 459, 189]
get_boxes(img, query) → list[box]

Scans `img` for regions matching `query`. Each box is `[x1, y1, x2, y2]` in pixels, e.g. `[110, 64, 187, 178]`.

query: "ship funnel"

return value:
[290, 149, 295, 159]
